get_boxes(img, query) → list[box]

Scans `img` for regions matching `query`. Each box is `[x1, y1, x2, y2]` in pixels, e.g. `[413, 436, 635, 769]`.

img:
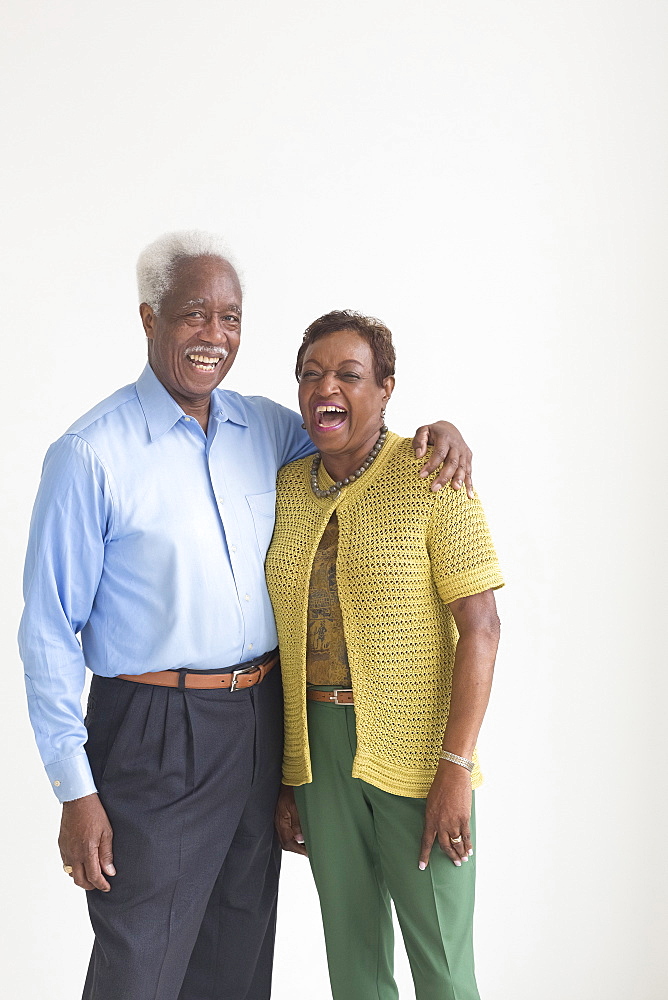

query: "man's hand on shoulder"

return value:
[412, 421, 474, 496]
[59, 793, 115, 891]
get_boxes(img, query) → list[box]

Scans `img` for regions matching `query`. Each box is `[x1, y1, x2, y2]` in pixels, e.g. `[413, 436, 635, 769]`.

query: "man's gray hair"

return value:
[136, 230, 242, 311]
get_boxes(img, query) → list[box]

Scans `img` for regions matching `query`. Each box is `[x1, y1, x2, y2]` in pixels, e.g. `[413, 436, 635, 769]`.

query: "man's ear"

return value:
[139, 302, 155, 340]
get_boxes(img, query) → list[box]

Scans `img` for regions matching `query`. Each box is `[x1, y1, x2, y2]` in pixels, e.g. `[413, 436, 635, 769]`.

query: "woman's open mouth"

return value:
[314, 404, 347, 431]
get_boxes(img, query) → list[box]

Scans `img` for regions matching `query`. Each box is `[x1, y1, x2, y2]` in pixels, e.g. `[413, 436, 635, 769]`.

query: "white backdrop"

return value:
[1, 2, 666, 998]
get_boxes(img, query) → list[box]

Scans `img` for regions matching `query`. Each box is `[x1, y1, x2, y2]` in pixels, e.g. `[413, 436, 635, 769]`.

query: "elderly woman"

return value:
[266, 311, 503, 1000]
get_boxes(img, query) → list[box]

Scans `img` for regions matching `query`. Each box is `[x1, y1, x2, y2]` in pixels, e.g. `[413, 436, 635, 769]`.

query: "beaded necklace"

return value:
[310, 426, 388, 499]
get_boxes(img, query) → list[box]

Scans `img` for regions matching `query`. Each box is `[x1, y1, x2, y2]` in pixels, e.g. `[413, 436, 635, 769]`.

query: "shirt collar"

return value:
[135, 364, 248, 442]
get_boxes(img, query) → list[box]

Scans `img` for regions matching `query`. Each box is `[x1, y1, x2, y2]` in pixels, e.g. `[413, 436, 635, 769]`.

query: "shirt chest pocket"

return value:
[246, 490, 277, 555]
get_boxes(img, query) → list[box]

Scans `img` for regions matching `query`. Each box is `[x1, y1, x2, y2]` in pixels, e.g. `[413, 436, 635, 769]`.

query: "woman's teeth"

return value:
[315, 405, 347, 426]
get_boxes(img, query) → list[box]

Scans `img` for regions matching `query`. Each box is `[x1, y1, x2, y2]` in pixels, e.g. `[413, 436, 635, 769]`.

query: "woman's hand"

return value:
[419, 762, 473, 869]
[412, 421, 474, 497]
[275, 784, 308, 857]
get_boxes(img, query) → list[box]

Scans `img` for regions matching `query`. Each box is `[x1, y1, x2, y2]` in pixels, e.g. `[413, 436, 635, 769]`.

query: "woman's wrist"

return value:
[439, 749, 474, 773]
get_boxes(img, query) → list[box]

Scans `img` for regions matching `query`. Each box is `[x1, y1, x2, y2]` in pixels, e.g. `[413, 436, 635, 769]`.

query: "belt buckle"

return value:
[329, 688, 352, 705]
[229, 664, 259, 693]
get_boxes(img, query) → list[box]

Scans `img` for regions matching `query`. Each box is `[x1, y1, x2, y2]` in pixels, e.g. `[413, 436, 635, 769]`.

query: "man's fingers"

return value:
[427, 454, 460, 490]
[99, 828, 116, 877]
[430, 459, 475, 495]
[465, 465, 475, 500]
[70, 863, 96, 891]
[449, 463, 468, 492]
[59, 793, 115, 889]
[83, 850, 111, 892]
[419, 448, 452, 480]
[412, 426, 429, 459]
[419, 453, 473, 493]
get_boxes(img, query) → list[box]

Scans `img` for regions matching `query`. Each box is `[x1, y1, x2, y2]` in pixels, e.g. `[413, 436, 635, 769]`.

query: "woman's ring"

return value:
[63, 864, 74, 874]
[450, 835, 463, 844]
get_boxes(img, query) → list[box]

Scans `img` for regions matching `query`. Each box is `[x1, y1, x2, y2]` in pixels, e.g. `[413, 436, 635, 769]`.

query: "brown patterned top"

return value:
[306, 513, 352, 687]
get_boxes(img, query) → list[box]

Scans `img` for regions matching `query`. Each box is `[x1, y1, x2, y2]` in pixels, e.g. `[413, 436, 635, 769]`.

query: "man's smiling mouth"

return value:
[184, 349, 228, 373]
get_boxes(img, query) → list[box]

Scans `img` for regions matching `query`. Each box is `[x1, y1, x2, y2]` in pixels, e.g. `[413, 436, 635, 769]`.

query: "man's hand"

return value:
[412, 421, 474, 496]
[275, 784, 308, 857]
[418, 762, 473, 869]
[59, 793, 115, 891]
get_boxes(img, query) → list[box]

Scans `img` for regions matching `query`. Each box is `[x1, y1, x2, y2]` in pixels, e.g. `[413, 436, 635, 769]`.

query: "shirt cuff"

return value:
[45, 754, 97, 803]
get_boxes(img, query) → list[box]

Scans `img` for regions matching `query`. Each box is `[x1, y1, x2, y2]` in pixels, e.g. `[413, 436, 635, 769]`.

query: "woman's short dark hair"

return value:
[295, 310, 396, 387]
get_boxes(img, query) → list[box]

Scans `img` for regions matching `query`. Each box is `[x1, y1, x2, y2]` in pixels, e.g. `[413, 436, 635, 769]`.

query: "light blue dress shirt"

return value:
[19, 365, 313, 802]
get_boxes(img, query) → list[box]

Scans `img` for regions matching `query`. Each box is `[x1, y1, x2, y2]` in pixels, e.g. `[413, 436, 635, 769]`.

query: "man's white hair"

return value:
[136, 230, 242, 311]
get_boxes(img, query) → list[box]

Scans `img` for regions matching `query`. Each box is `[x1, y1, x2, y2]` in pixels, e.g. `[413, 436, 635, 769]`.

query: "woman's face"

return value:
[298, 329, 394, 470]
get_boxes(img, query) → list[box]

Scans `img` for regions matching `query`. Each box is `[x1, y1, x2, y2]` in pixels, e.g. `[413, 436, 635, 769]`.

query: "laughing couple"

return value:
[20, 230, 501, 1000]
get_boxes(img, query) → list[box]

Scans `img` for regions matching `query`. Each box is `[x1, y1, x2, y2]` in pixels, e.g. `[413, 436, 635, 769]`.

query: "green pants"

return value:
[294, 698, 480, 1000]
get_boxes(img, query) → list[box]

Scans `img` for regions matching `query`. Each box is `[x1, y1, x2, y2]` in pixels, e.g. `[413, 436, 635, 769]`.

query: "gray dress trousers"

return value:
[82, 662, 283, 1000]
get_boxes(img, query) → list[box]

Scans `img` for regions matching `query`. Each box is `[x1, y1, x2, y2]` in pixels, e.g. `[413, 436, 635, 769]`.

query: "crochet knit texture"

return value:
[266, 432, 504, 799]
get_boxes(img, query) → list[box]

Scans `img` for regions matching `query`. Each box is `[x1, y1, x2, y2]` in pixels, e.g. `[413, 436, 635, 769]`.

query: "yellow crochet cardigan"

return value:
[266, 433, 504, 799]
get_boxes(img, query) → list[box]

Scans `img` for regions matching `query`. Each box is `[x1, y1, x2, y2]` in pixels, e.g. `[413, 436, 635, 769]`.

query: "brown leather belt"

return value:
[117, 652, 278, 692]
[307, 688, 354, 706]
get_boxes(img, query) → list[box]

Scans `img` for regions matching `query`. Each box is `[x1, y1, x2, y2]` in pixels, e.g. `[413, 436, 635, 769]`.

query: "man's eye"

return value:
[186, 311, 204, 319]
[224, 315, 240, 323]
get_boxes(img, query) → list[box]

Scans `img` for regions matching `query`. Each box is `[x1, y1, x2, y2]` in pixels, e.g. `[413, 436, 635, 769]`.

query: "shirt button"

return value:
[244, 594, 250, 601]
[231, 545, 237, 553]
[53, 780, 61, 787]
[249, 644, 253, 650]
[217, 497, 224, 505]
[184, 416, 191, 422]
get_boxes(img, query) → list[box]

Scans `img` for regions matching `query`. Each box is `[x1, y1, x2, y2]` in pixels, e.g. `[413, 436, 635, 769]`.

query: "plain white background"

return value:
[1, 2, 666, 997]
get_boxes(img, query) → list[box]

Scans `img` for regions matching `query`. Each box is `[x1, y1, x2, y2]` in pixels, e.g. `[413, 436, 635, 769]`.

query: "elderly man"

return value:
[19, 231, 474, 1000]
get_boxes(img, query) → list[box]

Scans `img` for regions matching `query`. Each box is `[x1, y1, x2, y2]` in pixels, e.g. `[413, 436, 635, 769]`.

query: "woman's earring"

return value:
[301, 422, 306, 429]
[380, 408, 386, 418]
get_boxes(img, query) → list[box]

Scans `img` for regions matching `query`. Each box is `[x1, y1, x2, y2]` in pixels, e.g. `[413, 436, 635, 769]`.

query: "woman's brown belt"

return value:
[306, 688, 354, 705]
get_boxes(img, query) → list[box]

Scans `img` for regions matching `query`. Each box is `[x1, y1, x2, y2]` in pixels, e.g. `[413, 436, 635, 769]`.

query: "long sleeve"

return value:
[19, 435, 112, 802]
[250, 397, 314, 468]
[277, 406, 314, 466]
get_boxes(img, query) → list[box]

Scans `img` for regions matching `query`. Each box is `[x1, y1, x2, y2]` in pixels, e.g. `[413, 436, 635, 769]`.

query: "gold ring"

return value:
[63, 864, 74, 874]
[450, 835, 463, 844]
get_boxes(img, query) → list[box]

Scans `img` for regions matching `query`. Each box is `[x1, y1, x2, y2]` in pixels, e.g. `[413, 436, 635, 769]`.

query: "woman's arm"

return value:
[419, 588, 500, 869]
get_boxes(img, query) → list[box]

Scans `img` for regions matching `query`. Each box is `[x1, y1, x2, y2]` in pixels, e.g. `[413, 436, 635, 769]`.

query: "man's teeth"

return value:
[188, 354, 221, 367]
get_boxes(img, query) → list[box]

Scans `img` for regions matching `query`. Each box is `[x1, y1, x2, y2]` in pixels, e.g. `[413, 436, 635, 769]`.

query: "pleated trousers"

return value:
[294, 697, 480, 1000]
[82, 664, 283, 1000]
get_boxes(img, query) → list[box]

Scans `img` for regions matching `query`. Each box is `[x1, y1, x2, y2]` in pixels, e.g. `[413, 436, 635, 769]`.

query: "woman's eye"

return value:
[300, 370, 320, 381]
[340, 372, 361, 381]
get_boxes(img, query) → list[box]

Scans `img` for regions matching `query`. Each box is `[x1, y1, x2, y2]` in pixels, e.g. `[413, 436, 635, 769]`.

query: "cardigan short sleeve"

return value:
[427, 487, 504, 605]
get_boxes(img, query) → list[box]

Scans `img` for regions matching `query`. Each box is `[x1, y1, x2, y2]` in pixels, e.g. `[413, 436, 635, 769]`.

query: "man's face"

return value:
[140, 256, 242, 412]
